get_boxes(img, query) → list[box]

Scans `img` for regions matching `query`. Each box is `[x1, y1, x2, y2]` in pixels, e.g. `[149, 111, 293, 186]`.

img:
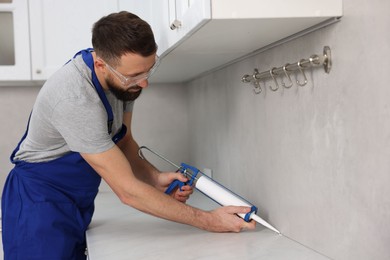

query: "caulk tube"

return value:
[194, 173, 280, 234]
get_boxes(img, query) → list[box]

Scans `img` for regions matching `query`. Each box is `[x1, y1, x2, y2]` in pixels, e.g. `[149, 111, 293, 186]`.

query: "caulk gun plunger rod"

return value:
[138, 146, 181, 169]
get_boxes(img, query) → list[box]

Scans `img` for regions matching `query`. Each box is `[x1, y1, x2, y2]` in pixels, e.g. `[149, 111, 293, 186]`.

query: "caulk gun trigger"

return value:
[165, 179, 185, 195]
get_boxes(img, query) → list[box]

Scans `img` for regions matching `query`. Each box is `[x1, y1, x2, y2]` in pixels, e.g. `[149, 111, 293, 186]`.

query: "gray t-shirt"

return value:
[14, 53, 134, 163]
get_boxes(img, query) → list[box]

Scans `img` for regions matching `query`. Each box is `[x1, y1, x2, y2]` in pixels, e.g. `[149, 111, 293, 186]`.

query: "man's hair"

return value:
[92, 11, 157, 66]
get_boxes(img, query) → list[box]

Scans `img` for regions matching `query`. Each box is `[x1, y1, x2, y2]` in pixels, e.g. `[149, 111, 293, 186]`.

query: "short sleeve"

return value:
[51, 97, 115, 154]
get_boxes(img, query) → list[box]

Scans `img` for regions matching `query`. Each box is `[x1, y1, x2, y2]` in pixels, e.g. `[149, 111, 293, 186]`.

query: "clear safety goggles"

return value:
[103, 55, 160, 88]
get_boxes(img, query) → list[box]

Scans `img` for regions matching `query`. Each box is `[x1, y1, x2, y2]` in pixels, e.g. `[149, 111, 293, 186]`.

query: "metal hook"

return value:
[269, 68, 279, 91]
[252, 68, 262, 94]
[296, 60, 308, 86]
[253, 80, 262, 94]
[281, 64, 293, 88]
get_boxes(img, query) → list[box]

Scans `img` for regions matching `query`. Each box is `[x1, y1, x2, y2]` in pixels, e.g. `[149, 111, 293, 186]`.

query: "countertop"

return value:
[86, 191, 330, 260]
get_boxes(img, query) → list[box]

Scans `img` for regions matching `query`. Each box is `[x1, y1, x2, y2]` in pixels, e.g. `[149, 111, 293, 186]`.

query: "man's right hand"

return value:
[204, 206, 257, 232]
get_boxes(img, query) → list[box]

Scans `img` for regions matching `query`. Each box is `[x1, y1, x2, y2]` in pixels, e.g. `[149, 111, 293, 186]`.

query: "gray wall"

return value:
[0, 86, 39, 187]
[186, 0, 389, 259]
[132, 83, 189, 171]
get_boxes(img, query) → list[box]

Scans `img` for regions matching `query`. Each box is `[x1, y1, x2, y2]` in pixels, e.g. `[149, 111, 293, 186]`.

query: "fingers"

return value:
[225, 206, 257, 230]
[173, 185, 193, 202]
[229, 207, 256, 231]
[208, 206, 257, 232]
[179, 185, 193, 192]
[223, 205, 252, 215]
[175, 172, 189, 182]
[241, 219, 256, 231]
[174, 195, 188, 203]
[230, 218, 256, 232]
[165, 172, 189, 184]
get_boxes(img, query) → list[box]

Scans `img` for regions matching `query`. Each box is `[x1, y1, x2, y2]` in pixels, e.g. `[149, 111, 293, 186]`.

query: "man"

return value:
[1, 11, 255, 259]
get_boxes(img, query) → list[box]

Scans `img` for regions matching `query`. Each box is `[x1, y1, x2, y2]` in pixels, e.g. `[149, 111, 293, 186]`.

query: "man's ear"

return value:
[94, 57, 110, 79]
[94, 58, 106, 70]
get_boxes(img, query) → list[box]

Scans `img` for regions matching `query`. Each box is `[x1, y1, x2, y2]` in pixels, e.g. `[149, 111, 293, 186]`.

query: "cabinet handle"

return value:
[170, 19, 182, 30]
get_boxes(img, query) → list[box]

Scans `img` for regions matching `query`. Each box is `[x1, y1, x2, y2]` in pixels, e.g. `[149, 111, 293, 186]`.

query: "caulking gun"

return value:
[138, 146, 280, 234]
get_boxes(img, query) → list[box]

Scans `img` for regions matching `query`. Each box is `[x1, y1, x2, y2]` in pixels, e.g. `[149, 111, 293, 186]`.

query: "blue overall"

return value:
[1, 49, 126, 259]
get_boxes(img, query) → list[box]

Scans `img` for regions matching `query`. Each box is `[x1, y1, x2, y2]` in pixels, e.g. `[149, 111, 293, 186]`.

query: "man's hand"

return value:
[156, 172, 194, 203]
[205, 206, 257, 232]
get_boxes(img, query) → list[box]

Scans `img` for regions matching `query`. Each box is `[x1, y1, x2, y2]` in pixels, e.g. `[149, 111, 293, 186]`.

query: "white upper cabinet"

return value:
[119, 0, 211, 58]
[0, 0, 30, 81]
[1, 0, 342, 84]
[28, 0, 118, 80]
[161, 0, 211, 56]
[148, 0, 343, 83]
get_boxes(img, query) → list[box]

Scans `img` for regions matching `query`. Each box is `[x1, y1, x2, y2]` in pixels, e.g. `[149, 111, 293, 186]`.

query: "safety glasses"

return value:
[102, 55, 160, 88]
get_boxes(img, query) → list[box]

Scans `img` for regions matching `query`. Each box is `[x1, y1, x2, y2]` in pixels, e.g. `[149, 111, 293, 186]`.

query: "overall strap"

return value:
[80, 48, 114, 134]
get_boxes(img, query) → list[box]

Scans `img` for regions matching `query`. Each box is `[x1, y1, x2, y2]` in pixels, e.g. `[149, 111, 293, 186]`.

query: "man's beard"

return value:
[106, 77, 142, 101]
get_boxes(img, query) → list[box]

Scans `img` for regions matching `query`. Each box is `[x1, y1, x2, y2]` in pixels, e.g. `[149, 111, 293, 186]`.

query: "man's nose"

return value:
[138, 79, 148, 88]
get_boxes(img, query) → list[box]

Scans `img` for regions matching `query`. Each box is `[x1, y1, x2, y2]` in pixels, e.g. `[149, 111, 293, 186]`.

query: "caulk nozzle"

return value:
[251, 214, 281, 234]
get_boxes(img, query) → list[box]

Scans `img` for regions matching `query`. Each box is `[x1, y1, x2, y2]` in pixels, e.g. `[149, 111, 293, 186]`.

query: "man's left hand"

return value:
[156, 172, 194, 203]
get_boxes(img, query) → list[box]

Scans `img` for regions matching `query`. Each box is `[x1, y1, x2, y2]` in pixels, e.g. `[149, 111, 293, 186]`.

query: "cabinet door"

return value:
[118, 0, 153, 22]
[118, 0, 168, 56]
[149, 0, 169, 56]
[28, 0, 118, 80]
[0, 0, 31, 81]
[160, 0, 211, 56]
[118, 0, 210, 57]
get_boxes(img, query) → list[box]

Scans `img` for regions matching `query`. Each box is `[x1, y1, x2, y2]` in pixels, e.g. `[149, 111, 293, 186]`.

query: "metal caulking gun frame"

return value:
[138, 146, 280, 234]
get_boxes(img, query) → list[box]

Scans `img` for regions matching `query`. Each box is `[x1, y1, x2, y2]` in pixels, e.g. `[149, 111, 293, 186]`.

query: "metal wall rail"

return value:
[241, 46, 332, 94]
